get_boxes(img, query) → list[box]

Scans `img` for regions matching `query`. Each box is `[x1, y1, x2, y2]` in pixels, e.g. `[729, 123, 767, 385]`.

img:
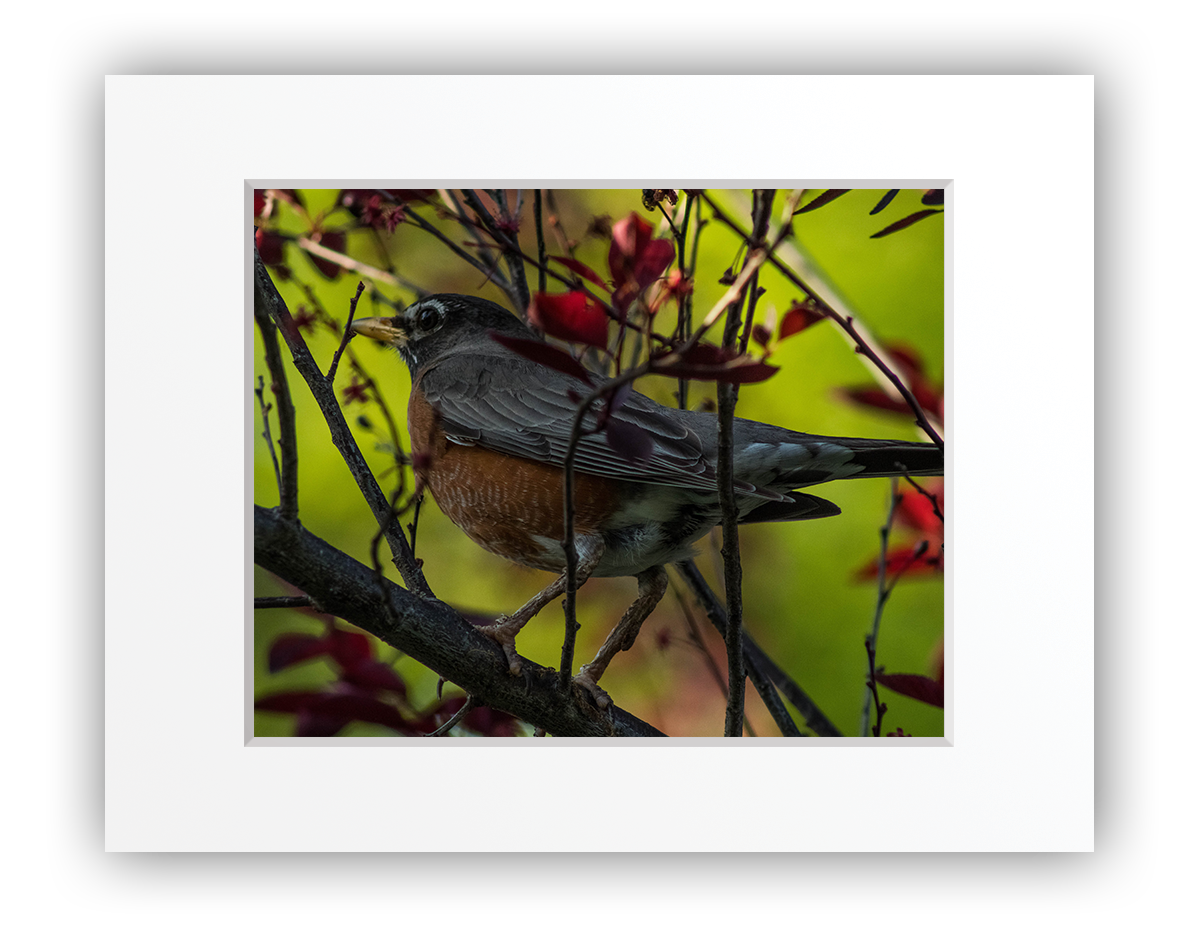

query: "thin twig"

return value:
[426, 695, 477, 737]
[900, 469, 945, 522]
[861, 480, 901, 735]
[864, 637, 887, 737]
[325, 281, 366, 383]
[254, 376, 282, 497]
[348, 354, 408, 475]
[252, 265, 299, 522]
[294, 237, 406, 289]
[394, 199, 511, 286]
[534, 189, 547, 295]
[486, 189, 530, 308]
[461, 189, 528, 312]
[676, 193, 703, 409]
[436, 189, 495, 260]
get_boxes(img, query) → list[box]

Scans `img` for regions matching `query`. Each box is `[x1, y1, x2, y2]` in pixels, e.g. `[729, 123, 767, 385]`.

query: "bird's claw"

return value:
[477, 617, 524, 676]
[572, 663, 613, 711]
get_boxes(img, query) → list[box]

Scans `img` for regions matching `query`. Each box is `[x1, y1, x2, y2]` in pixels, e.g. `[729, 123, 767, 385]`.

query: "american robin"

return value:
[351, 294, 943, 707]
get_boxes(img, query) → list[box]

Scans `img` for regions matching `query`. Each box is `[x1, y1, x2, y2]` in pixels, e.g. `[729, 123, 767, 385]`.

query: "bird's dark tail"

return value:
[739, 438, 942, 524]
[755, 434, 943, 489]
[830, 437, 944, 480]
[739, 492, 843, 524]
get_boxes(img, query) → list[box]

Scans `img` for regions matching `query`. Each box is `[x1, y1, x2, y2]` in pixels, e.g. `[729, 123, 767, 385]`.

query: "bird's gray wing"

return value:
[418, 352, 771, 495]
[419, 352, 932, 499]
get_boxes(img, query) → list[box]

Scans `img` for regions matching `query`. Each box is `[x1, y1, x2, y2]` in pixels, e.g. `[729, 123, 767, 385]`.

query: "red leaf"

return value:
[547, 256, 610, 291]
[634, 238, 675, 290]
[255, 228, 286, 266]
[856, 544, 943, 580]
[653, 343, 780, 384]
[609, 212, 654, 271]
[527, 291, 610, 349]
[841, 386, 908, 416]
[461, 705, 522, 737]
[778, 301, 826, 340]
[874, 673, 944, 708]
[607, 213, 675, 312]
[342, 660, 408, 694]
[328, 627, 373, 670]
[727, 362, 777, 385]
[672, 342, 730, 365]
[267, 633, 332, 672]
[840, 343, 943, 421]
[256, 690, 416, 735]
[308, 231, 345, 278]
[490, 332, 594, 384]
[894, 484, 944, 534]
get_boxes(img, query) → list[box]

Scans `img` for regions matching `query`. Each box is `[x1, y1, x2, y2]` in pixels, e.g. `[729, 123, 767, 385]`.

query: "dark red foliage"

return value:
[607, 213, 675, 314]
[795, 189, 850, 214]
[777, 300, 826, 340]
[547, 256, 610, 291]
[490, 332, 594, 384]
[527, 290, 610, 349]
[307, 231, 345, 279]
[872, 209, 943, 239]
[255, 228, 286, 266]
[841, 343, 943, 422]
[874, 672, 944, 708]
[652, 342, 779, 384]
[856, 480, 944, 581]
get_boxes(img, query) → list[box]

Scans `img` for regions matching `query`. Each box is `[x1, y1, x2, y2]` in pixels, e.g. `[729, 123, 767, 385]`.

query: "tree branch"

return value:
[254, 505, 664, 737]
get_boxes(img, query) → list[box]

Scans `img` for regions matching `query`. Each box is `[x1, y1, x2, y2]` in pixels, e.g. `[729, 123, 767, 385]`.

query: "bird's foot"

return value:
[571, 662, 613, 711]
[477, 617, 524, 676]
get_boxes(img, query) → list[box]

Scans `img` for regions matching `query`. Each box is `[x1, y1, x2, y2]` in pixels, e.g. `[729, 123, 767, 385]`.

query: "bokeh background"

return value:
[252, 188, 944, 737]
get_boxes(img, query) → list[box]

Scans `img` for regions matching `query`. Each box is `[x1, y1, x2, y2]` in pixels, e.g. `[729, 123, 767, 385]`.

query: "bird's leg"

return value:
[573, 565, 669, 709]
[478, 535, 605, 676]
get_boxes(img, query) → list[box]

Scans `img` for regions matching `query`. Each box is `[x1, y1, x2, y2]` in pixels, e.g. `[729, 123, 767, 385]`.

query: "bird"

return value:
[351, 293, 943, 708]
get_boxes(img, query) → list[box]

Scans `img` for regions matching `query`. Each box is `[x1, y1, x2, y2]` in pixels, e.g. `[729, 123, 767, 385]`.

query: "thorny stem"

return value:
[864, 637, 887, 737]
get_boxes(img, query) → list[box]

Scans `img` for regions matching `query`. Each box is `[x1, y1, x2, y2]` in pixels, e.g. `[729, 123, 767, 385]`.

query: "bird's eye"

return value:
[415, 306, 441, 332]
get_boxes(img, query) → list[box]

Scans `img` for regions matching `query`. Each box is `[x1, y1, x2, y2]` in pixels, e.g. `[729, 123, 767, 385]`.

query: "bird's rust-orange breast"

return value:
[408, 386, 623, 572]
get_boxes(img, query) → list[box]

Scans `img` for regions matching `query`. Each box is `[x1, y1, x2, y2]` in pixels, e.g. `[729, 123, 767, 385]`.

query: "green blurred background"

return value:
[252, 188, 944, 737]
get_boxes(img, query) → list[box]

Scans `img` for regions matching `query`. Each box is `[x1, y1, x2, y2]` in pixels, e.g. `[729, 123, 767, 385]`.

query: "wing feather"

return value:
[422, 354, 727, 493]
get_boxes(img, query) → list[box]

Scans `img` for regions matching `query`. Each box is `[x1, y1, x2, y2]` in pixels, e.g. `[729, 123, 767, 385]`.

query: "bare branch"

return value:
[255, 506, 664, 737]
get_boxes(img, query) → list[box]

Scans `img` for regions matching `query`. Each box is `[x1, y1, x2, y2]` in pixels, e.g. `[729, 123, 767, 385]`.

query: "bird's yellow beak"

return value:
[350, 316, 408, 346]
